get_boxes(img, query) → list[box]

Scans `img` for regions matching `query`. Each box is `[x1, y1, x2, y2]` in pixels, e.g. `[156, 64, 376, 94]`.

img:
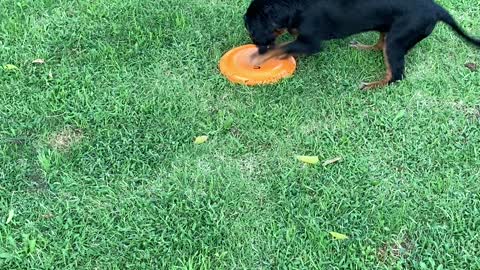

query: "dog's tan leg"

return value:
[250, 42, 291, 66]
[360, 41, 393, 90]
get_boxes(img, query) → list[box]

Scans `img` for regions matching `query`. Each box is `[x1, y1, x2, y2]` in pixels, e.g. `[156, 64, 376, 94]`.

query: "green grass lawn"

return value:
[1, 0, 480, 268]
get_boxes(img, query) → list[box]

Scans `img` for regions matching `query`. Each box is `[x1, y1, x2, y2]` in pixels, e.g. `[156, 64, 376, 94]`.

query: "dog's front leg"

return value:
[251, 36, 321, 66]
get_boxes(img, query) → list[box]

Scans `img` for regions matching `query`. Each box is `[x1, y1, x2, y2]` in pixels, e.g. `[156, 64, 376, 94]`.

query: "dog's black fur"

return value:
[244, 0, 480, 89]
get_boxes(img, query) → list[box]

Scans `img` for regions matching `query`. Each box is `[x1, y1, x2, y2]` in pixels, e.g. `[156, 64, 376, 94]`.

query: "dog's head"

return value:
[244, 1, 280, 54]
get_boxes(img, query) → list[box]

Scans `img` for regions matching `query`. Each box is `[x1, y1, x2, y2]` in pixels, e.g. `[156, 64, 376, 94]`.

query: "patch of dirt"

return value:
[42, 213, 54, 219]
[49, 127, 84, 151]
[230, 127, 241, 138]
[451, 102, 480, 122]
[238, 154, 258, 177]
[378, 236, 415, 263]
[465, 62, 477, 72]
[468, 106, 480, 122]
[28, 170, 49, 191]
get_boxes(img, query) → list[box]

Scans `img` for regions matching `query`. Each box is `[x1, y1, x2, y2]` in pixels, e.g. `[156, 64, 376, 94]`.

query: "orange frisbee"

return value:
[219, 44, 296, 86]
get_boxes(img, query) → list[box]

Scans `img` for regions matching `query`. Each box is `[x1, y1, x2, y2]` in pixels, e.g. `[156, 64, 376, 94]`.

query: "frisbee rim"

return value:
[219, 44, 296, 86]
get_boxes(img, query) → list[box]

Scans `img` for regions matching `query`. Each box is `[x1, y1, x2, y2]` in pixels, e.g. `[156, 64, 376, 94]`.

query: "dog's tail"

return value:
[436, 5, 480, 47]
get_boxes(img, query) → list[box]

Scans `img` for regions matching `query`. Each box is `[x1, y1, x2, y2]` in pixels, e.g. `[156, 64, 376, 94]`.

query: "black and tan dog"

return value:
[244, 0, 480, 89]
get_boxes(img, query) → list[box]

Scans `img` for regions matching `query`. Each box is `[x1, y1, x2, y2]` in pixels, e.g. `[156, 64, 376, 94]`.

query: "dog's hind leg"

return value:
[360, 41, 393, 90]
[361, 20, 435, 90]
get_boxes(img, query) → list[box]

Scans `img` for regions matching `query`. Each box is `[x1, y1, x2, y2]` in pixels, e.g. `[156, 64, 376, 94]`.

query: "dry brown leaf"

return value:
[6, 209, 14, 224]
[323, 157, 342, 166]
[32, 59, 45, 65]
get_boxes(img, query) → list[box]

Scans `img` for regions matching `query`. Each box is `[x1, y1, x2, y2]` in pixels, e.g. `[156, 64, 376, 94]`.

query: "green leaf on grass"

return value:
[194, 135, 208, 144]
[3, 64, 19, 71]
[296, 155, 319, 165]
[330, 231, 348, 240]
[28, 238, 36, 253]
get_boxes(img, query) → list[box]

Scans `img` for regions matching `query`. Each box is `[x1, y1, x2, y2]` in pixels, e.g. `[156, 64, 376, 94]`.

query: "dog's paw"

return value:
[250, 53, 268, 68]
[349, 40, 360, 48]
[250, 58, 263, 68]
[350, 41, 381, 51]
[360, 80, 389, 90]
[359, 82, 369, 90]
[359, 81, 378, 91]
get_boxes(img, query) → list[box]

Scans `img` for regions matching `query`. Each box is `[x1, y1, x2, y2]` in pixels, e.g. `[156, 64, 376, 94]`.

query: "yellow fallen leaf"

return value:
[32, 59, 45, 65]
[194, 135, 208, 144]
[296, 155, 319, 165]
[330, 231, 348, 240]
[6, 209, 14, 224]
[3, 64, 19, 71]
[323, 157, 342, 166]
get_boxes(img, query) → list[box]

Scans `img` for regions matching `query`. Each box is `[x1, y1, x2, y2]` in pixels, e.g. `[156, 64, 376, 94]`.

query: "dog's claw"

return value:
[359, 82, 369, 90]
[251, 58, 263, 67]
[350, 40, 382, 51]
[360, 80, 390, 90]
[359, 82, 377, 90]
[250, 52, 262, 67]
[350, 40, 366, 49]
